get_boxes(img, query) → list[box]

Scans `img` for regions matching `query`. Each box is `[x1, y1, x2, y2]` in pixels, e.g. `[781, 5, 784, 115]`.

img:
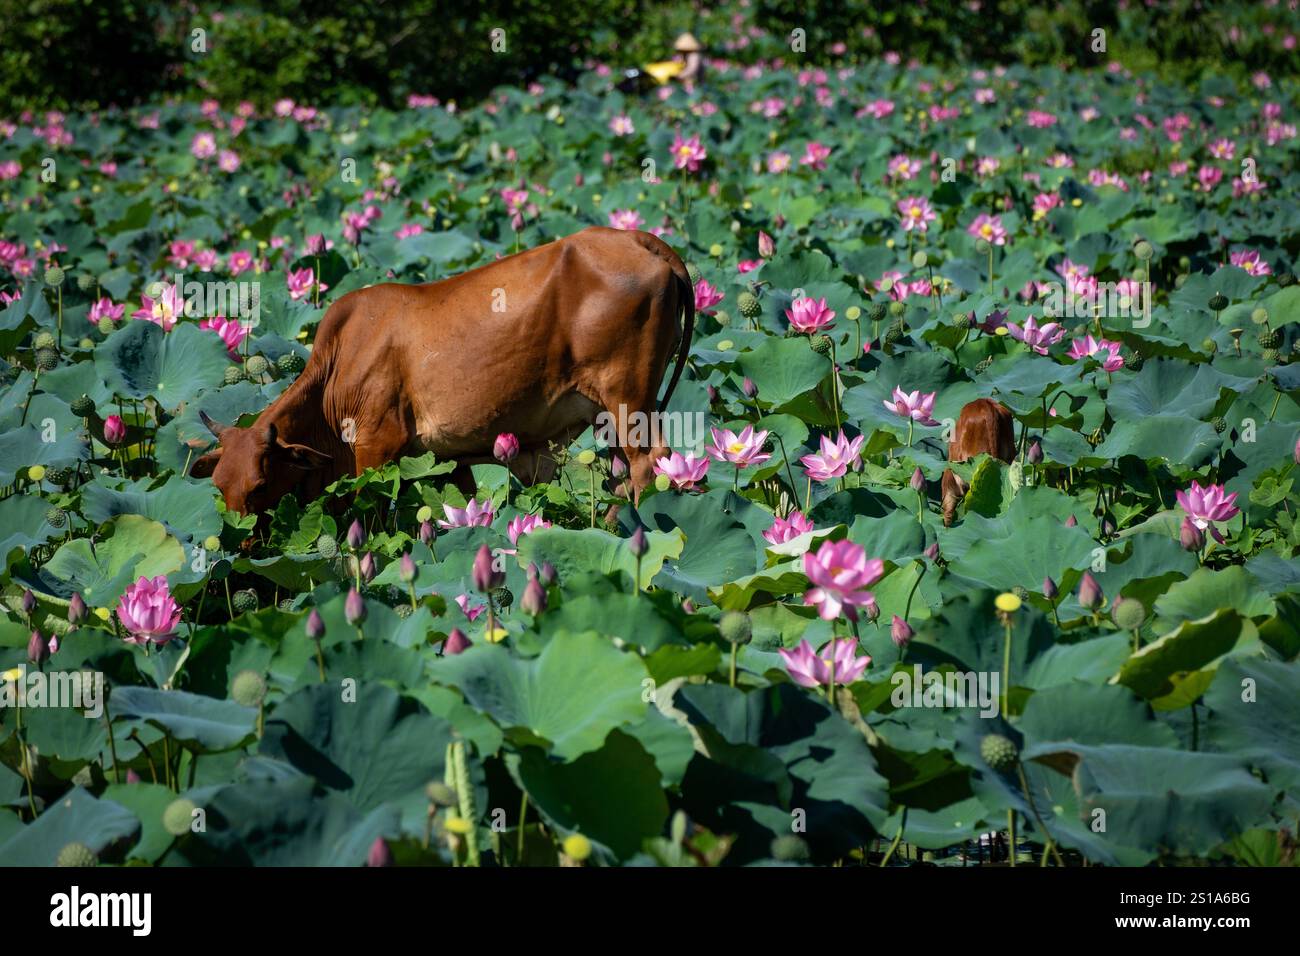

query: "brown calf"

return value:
[941, 398, 1017, 526]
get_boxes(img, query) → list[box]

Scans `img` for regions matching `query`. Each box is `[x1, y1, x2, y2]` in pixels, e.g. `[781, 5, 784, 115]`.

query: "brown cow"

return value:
[941, 398, 1016, 526]
[190, 227, 694, 515]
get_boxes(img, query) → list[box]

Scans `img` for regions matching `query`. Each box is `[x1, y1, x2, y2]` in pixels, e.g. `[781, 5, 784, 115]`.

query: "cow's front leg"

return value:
[941, 468, 968, 527]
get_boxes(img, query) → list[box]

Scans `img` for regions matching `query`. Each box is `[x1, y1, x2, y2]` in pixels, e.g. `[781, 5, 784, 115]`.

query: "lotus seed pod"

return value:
[1178, 256, 1192, 271]
[718, 610, 752, 645]
[911, 250, 928, 269]
[716, 339, 734, 351]
[1263, 348, 1280, 362]
[708, 243, 724, 258]
[163, 798, 198, 837]
[70, 394, 95, 416]
[975, 355, 994, 373]
[654, 473, 672, 493]
[980, 733, 1019, 771]
[203, 535, 221, 551]
[277, 598, 295, 612]
[394, 603, 414, 618]
[1277, 273, 1295, 287]
[846, 305, 861, 322]
[27, 331, 51, 352]
[223, 365, 245, 385]
[1208, 293, 1229, 312]
[770, 834, 810, 862]
[231, 669, 266, 707]
[686, 262, 702, 285]
[810, 334, 833, 355]
[1251, 307, 1269, 325]
[1111, 597, 1146, 631]
[867, 301, 888, 323]
[1259, 328, 1281, 349]
[277, 352, 305, 375]
[712, 310, 731, 327]
[76, 272, 97, 292]
[45, 466, 72, 485]
[232, 589, 258, 614]
[1133, 240, 1153, 260]
[1174, 274, 1188, 290]
[491, 585, 512, 609]
[44, 266, 65, 287]
[1201, 338, 1217, 354]
[35, 347, 59, 371]
[45, 507, 67, 529]
[245, 355, 269, 377]
[426, 781, 457, 806]
[96, 317, 115, 335]
[55, 842, 97, 867]
[884, 325, 904, 346]
[1211, 417, 1227, 434]
[78, 337, 94, 349]
[888, 300, 906, 318]
[1124, 350, 1144, 372]
[738, 291, 761, 318]
[576, 448, 597, 466]
[952, 311, 972, 330]
[562, 833, 592, 862]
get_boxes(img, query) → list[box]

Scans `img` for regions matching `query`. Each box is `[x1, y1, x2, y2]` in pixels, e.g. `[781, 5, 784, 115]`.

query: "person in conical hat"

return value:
[675, 31, 704, 82]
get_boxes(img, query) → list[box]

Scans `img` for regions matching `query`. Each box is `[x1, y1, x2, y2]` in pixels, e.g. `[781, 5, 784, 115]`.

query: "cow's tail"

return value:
[657, 250, 695, 415]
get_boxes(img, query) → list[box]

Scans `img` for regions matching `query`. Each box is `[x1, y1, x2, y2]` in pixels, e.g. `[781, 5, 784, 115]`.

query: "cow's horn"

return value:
[199, 410, 229, 437]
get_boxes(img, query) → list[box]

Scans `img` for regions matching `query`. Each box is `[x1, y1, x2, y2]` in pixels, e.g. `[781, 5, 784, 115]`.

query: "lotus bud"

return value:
[103, 414, 126, 444]
[539, 561, 558, 586]
[344, 587, 367, 625]
[346, 519, 366, 550]
[126, 769, 142, 784]
[306, 607, 326, 640]
[1026, 439, 1043, 465]
[472, 544, 502, 593]
[419, 520, 435, 545]
[1180, 516, 1205, 552]
[28, 630, 48, 666]
[444, 628, 471, 655]
[1294, 434, 1299, 466]
[681, 597, 696, 614]
[1042, 576, 1058, 600]
[758, 230, 775, 259]
[628, 527, 648, 558]
[493, 432, 520, 463]
[521, 578, 548, 615]
[706, 384, 719, 403]
[742, 377, 758, 399]
[1101, 515, 1115, 537]
[863, 600, 881, 624]
[68, 592, 86, 624]
[1065, 514, 1077, 527]
[890, 615, 913, 648]
[359, 552, 377, 583]
[924, 541, 941, 562]
[910, 467, 925, 492]
[719, 610, 752, 645]
[21, 588, 36, 616]
[367, 837, 393, 867]
[1077, 571, 1103, 610]
[399, 552, 417, 584]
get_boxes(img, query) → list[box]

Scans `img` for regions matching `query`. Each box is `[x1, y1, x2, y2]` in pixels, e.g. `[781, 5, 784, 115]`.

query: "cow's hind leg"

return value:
[941, 468, 968, 527]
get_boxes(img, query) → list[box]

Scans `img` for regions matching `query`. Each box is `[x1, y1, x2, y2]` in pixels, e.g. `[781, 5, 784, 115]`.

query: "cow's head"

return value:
[190, 411, 332, 515]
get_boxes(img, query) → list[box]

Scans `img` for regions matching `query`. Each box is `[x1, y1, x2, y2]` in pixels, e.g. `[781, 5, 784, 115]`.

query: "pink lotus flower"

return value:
[766, 151, 792, 174]
[168, 240, 195, 268]
[286, 267, 326, 301]
[395, 223, 424, 240]
[1067, 334, 1124, 372]
[737, 259, 762, 273]
[800, 430, 864, 483]
[800, 141, 832, 170]
[608, 209, 644, 230]
[438, 499, 495, 529]
[763, 511, 814, 545]
[802, 538, 885, 622]
[1005, 315, 1064, 355]
[785, 296, 835, 334]
[609, 115, 634, 136]
[1229, 250, 1272, 277]
[131, 282, 184, 331]
[454, 594, 486, 622]
[227, 250, 255, 276]
[1031, 192, 1062, 220]
[103, 414, 127, 444]
[88, 298, 124, 324]
[897, 196, 937, 233]
[693, 279, 724, 312]
[218, 150, 241, 173]
[507, 513, 552, 545]
[190, 132, 217, 159]
[707, 426, 771, 468]
[883, 387, 938, 425]
[116, 575, 181, 645]
[199, 315, 248, 354]
[967, 213, 1008, 246]
[779, 637, 871, 687]
[887, 155, 920, 181]
[1176, 481, 1240, 544]
[653, 451, 709, 491]
[670, 133, 707, 173]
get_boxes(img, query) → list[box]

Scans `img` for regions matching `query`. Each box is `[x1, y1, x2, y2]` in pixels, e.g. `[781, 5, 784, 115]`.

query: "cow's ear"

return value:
[190, 449, 222, 478]
[279, 441, 333, 470]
